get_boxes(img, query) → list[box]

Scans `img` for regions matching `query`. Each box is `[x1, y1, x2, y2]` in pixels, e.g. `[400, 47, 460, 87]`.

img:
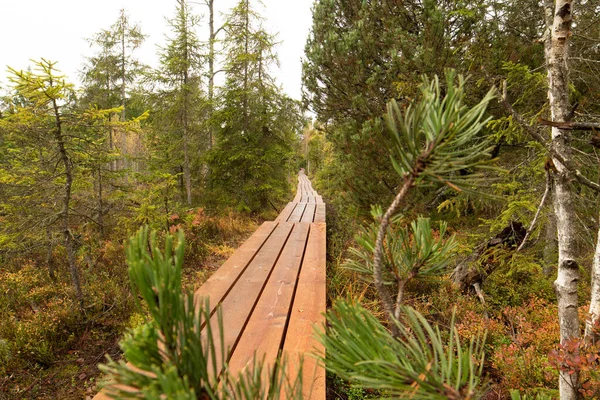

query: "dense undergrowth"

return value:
[0, 208, 260, 400]
[318, 175, 597, 399]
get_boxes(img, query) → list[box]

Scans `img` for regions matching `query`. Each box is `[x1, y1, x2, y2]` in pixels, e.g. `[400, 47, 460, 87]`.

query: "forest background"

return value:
[1, 0, 600, 399]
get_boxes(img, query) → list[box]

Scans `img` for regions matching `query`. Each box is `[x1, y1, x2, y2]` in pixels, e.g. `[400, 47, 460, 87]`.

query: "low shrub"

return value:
[0, 264, 80, 369]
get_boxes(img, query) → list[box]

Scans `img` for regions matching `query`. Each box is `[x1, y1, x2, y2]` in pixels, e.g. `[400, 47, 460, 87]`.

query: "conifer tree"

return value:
[321, 71, 493, 399]
[1, 61, 93, 307]
[80, 9, 146, 173]
[209, 0, 303, 212]
[152, 0, 205, 206]
[81, 9, 145, 118]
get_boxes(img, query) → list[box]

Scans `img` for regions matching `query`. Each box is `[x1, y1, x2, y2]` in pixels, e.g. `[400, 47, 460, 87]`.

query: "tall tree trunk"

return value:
[243, 0, 249, 135]
[106, 74, 117, 172]
[543, 209, 557, 275]
[51, 95, 84, 310]
[97, 167, 105, 238]
[183, 80, 192, 205]
[546, 1, 579, 398]
[586, 213, 600, 343]
[542, 0, 558, 278]
[45, 228, 57, 281]
[183, 7, 192, 206]
[121, 12, 127, 123]
[207, 0, 215, 149]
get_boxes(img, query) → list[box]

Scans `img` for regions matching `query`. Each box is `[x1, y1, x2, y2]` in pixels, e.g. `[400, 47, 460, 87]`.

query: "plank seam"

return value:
[276, 222, 311, 356]
[298, 203, 307, 221]
[206, 222, 280, 320]
[224, 223, 295, 364]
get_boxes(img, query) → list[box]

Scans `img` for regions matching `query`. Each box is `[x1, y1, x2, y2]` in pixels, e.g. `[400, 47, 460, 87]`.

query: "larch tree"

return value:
[4, 61, 84, 307]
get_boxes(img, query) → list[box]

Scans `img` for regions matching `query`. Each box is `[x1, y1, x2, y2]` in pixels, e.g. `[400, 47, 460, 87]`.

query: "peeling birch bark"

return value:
[546, 1, 580, 398]
[543, 210, 557, 276]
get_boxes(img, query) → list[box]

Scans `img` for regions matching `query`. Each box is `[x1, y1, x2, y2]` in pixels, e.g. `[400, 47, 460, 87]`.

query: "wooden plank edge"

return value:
[193, 221, 279, 315]
[226, 223, 310, 378]
[281, 222, 326, 400]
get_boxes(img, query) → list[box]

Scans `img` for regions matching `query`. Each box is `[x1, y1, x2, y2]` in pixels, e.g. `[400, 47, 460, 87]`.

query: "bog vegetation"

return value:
[1, 0, 600, 399]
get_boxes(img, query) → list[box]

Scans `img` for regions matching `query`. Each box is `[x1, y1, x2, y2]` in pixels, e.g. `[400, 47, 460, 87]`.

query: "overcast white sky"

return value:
[0, 0, 314, 100]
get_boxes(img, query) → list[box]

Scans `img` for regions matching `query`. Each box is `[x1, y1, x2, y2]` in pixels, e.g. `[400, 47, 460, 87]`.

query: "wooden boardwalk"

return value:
[95, 171, 326, 399]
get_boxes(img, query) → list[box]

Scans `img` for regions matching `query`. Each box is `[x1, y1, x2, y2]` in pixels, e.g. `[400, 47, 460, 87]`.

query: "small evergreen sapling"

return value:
[99, 227, 302, 399]
[374, 70, 496, 327]
[321, 71, 496, 398]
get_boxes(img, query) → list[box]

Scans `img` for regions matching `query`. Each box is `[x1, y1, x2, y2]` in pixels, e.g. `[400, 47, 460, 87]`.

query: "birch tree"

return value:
[545, 1, 580, 398]
[587, 221, 600, 343]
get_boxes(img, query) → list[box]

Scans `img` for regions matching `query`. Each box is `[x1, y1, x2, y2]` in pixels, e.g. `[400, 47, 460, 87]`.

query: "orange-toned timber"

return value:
[94, 170, 326, 399]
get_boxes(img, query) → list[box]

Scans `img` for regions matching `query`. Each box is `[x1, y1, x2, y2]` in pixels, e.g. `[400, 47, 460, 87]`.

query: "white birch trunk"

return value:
[546, 1, 580, 398]
[586, 214, 600, 342]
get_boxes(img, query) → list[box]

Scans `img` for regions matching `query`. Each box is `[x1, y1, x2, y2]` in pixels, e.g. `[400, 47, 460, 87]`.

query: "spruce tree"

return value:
[208, 0, 303, 213]
[150, 0, 205, 206]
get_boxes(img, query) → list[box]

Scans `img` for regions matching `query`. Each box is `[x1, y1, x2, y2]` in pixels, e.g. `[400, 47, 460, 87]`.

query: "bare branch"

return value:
[538, 118, 600, 130]
[494, 88, 600, 193]
[517, 171, 552, 252]
[373, 174, 414, 334]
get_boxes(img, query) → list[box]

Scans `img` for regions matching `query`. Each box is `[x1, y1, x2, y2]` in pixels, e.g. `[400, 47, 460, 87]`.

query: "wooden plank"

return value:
[282, 223, 326, 400]
[287, 202, 306, 223]
[193, 221, 278, 314]
[227, 223, 310, 377]
[301, 203, 317, 223]
[293, 174, 303, 202]
[204, 222, 295, 374]
[276, 202, 296, 222]
[314, 203, 326, 223]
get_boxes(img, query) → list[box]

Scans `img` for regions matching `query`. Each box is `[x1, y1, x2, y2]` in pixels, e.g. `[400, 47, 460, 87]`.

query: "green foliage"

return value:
[510, 390, 554, 400]
[346, 208, 456, 285]
[303, 0, 507, 217]
[100, 227, 302, 399]
[0, 265, 80, 369]
[387, 70, 496, 192]
[80, 9, 146, 117]
[484, 252, 555, 308]
[207, 1, 304, 213]
[327, 373, 379, 400]
[321, 300, 486, 399]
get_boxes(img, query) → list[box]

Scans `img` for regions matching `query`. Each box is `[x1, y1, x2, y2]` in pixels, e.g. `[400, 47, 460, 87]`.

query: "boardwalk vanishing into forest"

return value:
[95, 171, 326, 399]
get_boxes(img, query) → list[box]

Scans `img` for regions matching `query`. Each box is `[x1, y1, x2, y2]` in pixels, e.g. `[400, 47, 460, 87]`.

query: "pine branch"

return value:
[373, 174, 414, 333]
[372, 71, 494, 332]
